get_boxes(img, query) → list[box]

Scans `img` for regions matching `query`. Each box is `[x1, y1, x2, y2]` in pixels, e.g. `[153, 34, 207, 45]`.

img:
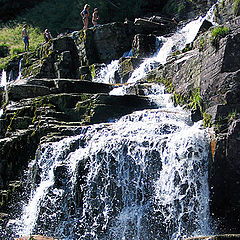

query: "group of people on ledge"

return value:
[81, 4, 99, 29]
[21, 4, 99, 52]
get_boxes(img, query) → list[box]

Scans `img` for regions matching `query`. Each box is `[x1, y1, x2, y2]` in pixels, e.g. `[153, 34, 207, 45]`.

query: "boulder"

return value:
[134, 18, 168, 34]
[132, 34, 157, 58]
[92, 22, 135, 64]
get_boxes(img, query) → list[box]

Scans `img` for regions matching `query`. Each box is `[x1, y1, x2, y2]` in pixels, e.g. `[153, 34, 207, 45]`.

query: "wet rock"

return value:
[90, 94, 158, 123]
[54, 164, 68, 188]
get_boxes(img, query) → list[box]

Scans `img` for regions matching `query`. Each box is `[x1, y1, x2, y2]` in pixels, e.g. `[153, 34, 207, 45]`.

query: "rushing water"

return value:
[3, 2, 220, 239]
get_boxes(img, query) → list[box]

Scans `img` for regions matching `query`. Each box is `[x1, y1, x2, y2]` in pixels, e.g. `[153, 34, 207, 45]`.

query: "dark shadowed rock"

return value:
[6, 79, 114, 101]
[53, 79, 113, 94]
[184, 234, 240, 240]
[89, 94, 158, 123]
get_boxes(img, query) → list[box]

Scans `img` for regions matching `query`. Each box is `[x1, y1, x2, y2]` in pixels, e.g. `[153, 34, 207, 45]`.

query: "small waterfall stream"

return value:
[5, 2, 220, 239]
[0, 70, 7, 90]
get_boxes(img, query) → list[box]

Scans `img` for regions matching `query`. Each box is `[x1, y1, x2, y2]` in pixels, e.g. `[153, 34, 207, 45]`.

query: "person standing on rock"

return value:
[81, 4, 90, 29]
[92, 8, 99, 27]
[22, 24, 29, 52]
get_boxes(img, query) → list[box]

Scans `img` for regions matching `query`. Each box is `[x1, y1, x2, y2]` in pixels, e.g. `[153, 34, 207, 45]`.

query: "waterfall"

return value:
[94, 60, 119, 84]
[4, 2, 220, 239]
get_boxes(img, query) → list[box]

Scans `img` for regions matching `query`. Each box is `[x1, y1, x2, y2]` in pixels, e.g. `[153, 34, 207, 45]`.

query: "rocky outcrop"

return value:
[10, 18, 176, 81]
[6, 78, 113, 101]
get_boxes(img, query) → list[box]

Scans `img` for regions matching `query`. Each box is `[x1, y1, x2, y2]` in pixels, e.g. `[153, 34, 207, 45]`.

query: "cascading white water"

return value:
[16, 58, 23, 81]
[95, 60, 119, 84]
[8, 83, 211, 240]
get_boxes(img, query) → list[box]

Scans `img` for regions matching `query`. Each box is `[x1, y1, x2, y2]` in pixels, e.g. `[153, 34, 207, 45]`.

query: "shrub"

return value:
[233, 0, 240, 16]
[0, 44, 9, 57]
[210, 26, 229, 48]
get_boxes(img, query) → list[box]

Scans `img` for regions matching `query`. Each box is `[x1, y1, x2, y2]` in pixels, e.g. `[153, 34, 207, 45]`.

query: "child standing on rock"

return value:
[81, 4, 90, 29]
[92, 8, 99, 27]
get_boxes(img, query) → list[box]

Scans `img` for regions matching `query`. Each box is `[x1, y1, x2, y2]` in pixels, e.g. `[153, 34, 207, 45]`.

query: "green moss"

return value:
[227, 109, 237, 123]
[178, 4, 185, 14]
[89, 64, 96, 79]
[75, 95, 95, 124]
[199, 37, 206, 51]
[6, 108, 24, 134]
[221, 0, 225, 8]
[203, 112, 212, 128]
[120, 58, 134, 75]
